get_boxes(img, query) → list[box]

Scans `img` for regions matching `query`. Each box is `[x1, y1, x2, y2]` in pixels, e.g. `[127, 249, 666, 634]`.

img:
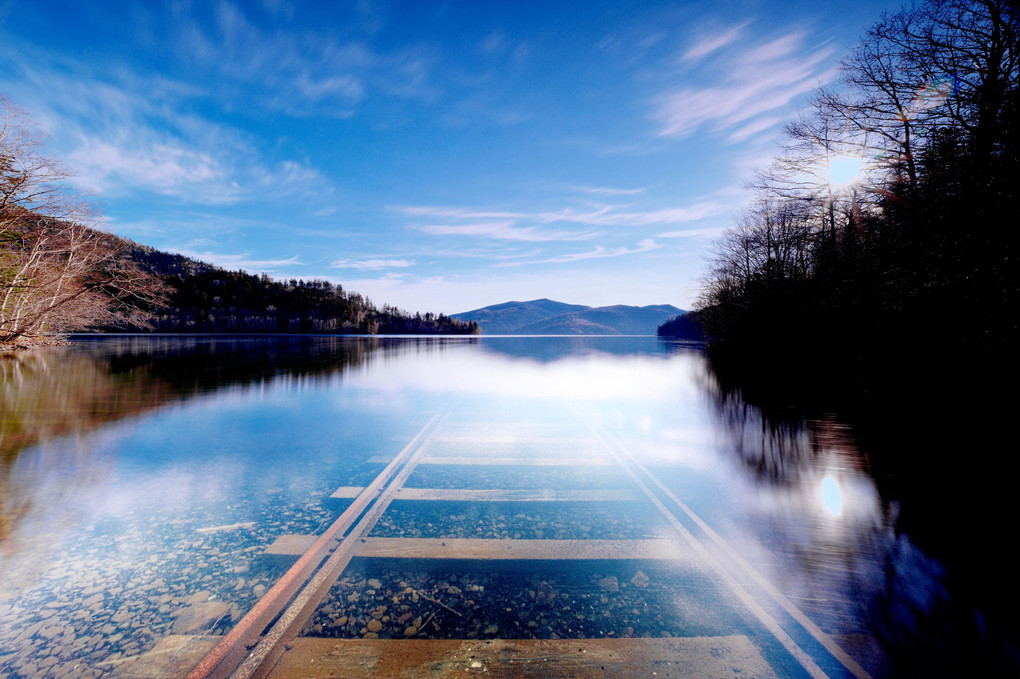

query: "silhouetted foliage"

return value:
[656, 311, 705, 340]
[692, 4, 1020, 672]
[696, 0, 1018, 380]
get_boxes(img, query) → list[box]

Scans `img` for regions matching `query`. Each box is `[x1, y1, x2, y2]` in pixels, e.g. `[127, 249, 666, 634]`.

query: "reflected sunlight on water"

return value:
[822, 477, 842, 516]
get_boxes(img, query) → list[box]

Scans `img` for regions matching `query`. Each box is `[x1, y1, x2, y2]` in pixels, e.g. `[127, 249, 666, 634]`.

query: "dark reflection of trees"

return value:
[3, 334, 473, 462]
[70, 334, 477, 396]
[700, 346, 1019, 677]
[1, 349, 138, 558]
[0, 335, 466, 560]
[699, 354, 870, 486]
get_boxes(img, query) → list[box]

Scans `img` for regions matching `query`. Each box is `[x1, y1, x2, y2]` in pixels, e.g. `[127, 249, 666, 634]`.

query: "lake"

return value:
[0, 335, 1009, 678]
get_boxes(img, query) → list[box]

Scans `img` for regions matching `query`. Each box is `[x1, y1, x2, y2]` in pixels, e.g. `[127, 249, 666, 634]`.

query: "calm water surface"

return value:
[0, 336, 1003, 677]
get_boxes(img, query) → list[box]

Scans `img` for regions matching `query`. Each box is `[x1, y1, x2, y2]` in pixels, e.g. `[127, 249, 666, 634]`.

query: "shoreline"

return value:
[0, 335, 72, 353]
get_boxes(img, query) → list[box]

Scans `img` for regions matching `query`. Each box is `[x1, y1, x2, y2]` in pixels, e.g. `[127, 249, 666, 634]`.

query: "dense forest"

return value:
[0, 97, 477, 343]
[658, 3, 1019, 673]
[661, 0, 1017, 384]
[117, 243, 478, 335]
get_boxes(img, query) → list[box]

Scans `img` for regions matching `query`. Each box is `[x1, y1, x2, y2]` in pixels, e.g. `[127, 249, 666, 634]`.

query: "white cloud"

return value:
[658, 30, 835, 142]
[178, 2, 439, 116]
[682, 23, 747, 62]
[655, 226, 727, 239]
[572, 185, 646, 196]
[578, 203, 722, 226]
[172, 250, 303, 272]
[257, 160, 333, 197]
[399, 206, 532, 220]
[67, 139, 235, 202]
[5, 59, 341, 208]
[502, 238, 662, 267]
[419, 221, 595, 242]
[332, 258, 415, 270]
[400, 200, 721, 233]
[727, 114, 787, 143]
[0, 42, 335, 206]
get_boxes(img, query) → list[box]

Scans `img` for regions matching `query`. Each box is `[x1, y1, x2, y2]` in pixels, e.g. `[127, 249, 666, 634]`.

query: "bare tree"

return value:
[904, 0, 1019, 156]
[698, 197, 814, 312]
[819, 0, 1018, 183]
[1, 96, 166, 343]
[824, 14, 929, 187]
[695, 0, 1019, 354]
[753, 101, 870, 240]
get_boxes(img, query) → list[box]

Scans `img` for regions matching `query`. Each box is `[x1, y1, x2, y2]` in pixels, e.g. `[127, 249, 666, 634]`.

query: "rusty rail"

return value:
[185, 407, 870, 679]
[185, 411, 443, 679]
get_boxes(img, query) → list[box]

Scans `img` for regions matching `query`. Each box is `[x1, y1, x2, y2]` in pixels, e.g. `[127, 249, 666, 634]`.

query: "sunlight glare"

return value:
[821, 476, 843, 516]
[827, 155, 863, 187]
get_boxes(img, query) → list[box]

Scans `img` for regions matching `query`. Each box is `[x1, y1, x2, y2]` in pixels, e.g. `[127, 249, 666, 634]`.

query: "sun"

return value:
[827, 155, 864, 187]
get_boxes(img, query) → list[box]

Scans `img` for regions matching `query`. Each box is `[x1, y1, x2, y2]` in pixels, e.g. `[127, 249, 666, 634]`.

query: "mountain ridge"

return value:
[453, 299, 684, 335]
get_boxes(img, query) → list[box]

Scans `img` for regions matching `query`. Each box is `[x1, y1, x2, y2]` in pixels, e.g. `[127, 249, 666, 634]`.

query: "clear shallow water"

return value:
[0, 335, 996, 677]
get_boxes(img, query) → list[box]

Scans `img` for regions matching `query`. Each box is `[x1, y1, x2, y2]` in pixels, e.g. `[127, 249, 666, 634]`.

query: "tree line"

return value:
[119, 260, 478, 335]
[0, 96, 477, 344]
[667, 0, 1017, 379]
[664, 7, 1019, 672]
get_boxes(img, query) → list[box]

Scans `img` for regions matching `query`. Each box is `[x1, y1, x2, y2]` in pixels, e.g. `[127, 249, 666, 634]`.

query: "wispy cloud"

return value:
[655, 226, 727, 239]
[501, 238, 662, 267]
[727, 114, 787, 143]
[67, 140, 232, 201]
[682, 23, 748, 62]
[419, 221, 595, 242]
[172, 250, 303, 272]
[399, 200, 721, 232]
[256, 160, 334, 199]
[0, 42, 334, 205]
[179, 2, 439, 117]
[579, 203, 722, 226]
[658, 30, 834, 141]
[399, 206, 531, 220]
[332, 258, 415, 270]
[572, 185, 646, 196]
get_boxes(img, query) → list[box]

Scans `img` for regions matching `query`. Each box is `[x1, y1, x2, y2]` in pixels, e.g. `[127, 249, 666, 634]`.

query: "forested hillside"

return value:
[121, 249, 478, 335]
[683, 6, 1020, 671]
[1, 97, 477, 341]
[691, 0, 1017, 377]
[656, 312, 705, 340]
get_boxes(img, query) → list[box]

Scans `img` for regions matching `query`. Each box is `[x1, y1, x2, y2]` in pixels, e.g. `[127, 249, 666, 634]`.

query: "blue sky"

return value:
[0, 0, 902, 314]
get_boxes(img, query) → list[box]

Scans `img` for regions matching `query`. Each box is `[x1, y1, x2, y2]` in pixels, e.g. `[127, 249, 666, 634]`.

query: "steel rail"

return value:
[592, 421, 873, 679]
[187, 406, 869, 679]
[229, 412, 444, 679]
[185, 411, 443, 679]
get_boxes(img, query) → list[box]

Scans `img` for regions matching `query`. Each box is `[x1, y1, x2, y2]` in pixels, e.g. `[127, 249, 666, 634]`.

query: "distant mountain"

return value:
[453, 299, 684, 335]
[451, 299, 588, 335]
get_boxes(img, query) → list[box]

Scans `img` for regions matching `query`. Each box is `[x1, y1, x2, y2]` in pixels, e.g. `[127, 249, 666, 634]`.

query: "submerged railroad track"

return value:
[114, 406, 872, 679]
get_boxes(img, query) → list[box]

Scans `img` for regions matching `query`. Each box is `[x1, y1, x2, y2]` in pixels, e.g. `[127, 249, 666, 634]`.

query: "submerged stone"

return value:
[598, 576, 619, 592]
[171, 601, 229, 634]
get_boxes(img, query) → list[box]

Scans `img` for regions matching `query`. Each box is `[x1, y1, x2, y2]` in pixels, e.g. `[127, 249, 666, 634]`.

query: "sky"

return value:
[0, 0, 903, 315]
